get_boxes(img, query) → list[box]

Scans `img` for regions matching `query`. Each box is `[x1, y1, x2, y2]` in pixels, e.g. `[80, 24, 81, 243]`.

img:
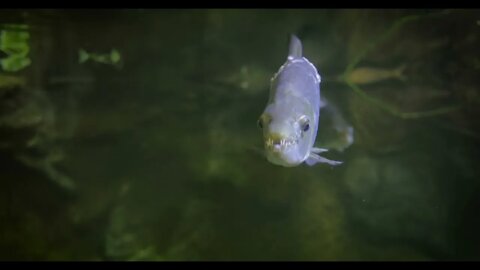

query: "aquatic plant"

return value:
[342, 10, 460, 119]
[0, 24, 31, 72]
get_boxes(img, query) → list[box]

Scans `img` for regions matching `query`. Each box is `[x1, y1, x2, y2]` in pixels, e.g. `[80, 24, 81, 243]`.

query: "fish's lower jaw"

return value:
[265, 147, 303, 167]
[266, 153, 302, 167]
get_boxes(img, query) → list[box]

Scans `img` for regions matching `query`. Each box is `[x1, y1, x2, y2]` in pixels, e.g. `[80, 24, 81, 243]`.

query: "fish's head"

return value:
[258, 98, 316, 167]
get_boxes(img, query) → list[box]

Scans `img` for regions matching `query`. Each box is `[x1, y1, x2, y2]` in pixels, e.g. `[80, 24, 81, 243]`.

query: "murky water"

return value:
[1, 9, 479, 260]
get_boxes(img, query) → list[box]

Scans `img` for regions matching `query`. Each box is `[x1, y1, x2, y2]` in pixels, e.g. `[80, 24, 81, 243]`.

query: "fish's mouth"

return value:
[265, 134, 299, 152]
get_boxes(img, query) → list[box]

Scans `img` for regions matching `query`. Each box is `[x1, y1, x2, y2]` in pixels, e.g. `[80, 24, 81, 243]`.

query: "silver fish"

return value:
[258, 35, 342, 167]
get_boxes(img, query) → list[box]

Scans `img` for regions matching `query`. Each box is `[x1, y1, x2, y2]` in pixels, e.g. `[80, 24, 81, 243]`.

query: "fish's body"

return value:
[346, 64, 407, 85]
[78, 49, 122, 68]
[258, 35, 342, 167]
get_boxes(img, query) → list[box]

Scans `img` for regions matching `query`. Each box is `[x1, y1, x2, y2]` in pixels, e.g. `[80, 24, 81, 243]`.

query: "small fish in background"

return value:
[78, 48, 122, 69]
[212, 65, 271, 95]
[346, 64, 407, 85]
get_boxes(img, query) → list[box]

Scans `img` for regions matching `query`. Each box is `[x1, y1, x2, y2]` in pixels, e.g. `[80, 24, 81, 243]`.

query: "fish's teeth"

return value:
[265, 136, 297, 150]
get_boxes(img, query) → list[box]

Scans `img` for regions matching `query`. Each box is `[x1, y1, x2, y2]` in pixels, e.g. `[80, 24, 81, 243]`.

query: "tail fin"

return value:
[288, 34, 302, 60]
[78, 49, 89, 64]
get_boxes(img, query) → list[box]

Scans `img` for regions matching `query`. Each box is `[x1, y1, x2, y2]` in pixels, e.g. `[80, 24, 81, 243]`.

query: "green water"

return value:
[0, 9, 479, 260]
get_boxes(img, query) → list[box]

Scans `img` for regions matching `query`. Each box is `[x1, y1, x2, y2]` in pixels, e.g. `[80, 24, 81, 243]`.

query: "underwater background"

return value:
[0, 9, 479, 260]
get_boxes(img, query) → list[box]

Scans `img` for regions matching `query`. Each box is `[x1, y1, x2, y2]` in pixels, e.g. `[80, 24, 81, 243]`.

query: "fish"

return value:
[257, 34, 342, 167]
[219, 65, 271, 94]
[192, 64, 271, 95]
[346, 64, 407, 85]
[78, 48, 122, 68]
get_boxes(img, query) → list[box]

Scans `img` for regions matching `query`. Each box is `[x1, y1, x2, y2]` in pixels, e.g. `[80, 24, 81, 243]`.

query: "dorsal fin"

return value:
[288, 34, 302, 60]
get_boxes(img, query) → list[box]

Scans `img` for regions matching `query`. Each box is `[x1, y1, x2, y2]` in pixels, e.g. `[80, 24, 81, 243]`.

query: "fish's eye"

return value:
[303, 123, 310, 132]
[299, 116, 310, 132]
[257, 118, 263, 129]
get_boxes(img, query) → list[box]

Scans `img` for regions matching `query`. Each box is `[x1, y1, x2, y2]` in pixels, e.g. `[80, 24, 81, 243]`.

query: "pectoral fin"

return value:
[305, 152, 343, 166]
[312, 147, 329, 154]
